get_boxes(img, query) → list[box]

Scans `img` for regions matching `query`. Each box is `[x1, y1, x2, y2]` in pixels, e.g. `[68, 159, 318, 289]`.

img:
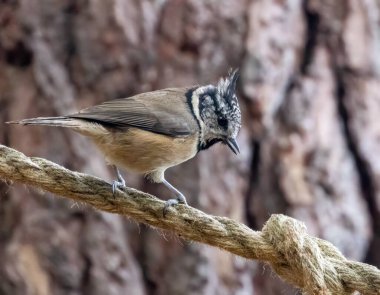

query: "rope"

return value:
[0, 144, 379, 295]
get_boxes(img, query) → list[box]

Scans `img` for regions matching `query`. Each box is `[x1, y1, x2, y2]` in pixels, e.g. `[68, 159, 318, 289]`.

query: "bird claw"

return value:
[163, 195, 188, 217]
[111, 166, 127, 196]
[112, 179, 126, 196]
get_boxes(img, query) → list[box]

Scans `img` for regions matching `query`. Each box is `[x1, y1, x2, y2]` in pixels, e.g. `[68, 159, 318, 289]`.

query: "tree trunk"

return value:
[0, 0, 379, 294]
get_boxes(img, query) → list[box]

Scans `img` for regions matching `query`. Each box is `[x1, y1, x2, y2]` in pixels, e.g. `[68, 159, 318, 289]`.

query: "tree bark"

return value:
[0, 0, 379, 294]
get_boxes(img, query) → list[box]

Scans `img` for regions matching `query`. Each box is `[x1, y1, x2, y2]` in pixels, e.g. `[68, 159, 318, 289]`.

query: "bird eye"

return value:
[217, 117, 228, 128]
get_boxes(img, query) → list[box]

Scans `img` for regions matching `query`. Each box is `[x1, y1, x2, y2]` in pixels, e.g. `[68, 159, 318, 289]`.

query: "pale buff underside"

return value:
[74, 122, 198, 182]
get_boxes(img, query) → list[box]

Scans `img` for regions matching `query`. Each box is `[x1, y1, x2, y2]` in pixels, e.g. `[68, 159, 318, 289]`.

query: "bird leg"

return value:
[112, 165, 126, 194]
[162, 178, 188, 216]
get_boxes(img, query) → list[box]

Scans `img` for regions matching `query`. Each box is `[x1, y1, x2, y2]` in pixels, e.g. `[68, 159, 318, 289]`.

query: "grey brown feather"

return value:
[69, 88, 197, 137]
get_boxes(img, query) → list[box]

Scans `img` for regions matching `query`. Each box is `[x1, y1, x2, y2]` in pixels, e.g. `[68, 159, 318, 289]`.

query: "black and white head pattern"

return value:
[197, 69, 241, 150]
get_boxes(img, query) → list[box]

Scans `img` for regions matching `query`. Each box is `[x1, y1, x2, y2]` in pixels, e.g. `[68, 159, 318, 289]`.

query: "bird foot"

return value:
[163, 194, 188, 217]
[112, 179, 126, 195]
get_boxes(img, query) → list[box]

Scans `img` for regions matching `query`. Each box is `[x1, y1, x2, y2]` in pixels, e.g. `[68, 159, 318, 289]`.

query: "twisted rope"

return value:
[0, 144, 379, 295]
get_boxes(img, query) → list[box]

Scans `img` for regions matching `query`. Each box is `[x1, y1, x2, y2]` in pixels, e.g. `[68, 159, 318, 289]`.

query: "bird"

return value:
[7, 70, 242, 216]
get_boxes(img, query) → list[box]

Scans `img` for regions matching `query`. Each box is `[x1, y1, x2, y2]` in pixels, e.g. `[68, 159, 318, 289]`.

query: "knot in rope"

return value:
[262, 215, 346, 295]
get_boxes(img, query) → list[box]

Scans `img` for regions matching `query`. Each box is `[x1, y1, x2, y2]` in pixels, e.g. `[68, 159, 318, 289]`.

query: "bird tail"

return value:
[6, 116, 108, 137]
[6, 116, 79, 128]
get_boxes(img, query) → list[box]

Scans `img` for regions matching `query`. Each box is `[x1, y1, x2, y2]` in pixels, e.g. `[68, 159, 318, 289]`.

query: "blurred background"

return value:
[1, 0, 380, 294]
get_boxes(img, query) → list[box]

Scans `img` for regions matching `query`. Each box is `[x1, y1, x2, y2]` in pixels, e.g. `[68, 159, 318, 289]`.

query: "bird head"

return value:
[196, 69, 241, 154]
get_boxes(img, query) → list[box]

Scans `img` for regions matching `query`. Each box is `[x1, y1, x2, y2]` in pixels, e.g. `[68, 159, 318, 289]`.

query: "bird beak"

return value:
[225, 138, 240, 155]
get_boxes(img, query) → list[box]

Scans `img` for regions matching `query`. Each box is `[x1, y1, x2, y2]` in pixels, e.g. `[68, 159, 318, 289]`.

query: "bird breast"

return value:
[93, 127, 199, 176]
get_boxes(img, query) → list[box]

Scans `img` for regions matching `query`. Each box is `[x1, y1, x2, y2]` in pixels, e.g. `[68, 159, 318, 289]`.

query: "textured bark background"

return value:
[0, 0, 379, 294]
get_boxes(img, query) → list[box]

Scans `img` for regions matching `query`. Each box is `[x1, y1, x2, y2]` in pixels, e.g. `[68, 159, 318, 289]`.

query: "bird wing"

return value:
[68, 88, 197, 137]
